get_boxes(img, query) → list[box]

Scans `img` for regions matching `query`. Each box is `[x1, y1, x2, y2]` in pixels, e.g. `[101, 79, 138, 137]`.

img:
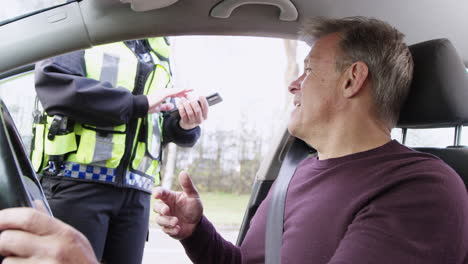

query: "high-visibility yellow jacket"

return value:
[31, 37, 200, 193]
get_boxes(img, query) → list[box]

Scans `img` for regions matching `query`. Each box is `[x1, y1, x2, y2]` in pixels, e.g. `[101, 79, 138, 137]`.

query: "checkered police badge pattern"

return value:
[52, 162, 117, 182]
[44, 162, 154, 192]
[125, 172, 154, 192]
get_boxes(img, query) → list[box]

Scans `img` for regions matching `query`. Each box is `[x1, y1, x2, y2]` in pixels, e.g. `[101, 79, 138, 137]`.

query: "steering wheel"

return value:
[0, 99, 51, 213]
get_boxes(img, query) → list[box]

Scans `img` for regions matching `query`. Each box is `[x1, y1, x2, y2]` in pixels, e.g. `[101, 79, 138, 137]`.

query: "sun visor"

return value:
[120, 0, 179, 12]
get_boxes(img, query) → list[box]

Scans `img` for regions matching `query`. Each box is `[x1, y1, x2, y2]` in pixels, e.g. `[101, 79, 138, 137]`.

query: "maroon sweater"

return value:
[181, 140, 468, 263]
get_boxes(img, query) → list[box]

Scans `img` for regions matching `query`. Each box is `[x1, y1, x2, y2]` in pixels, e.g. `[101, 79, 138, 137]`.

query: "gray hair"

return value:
[300, 16, 414, 128]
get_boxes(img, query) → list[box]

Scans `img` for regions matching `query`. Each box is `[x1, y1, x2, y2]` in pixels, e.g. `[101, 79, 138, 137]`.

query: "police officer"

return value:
[31, 37, 208, 264]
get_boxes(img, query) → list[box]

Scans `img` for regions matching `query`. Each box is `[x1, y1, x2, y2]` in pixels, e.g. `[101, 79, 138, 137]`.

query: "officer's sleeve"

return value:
[35, 50, 148, 126]
[161, 112, 201, 147]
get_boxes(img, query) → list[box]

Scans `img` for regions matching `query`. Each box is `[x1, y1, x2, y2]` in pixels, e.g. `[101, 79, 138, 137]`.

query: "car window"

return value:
[0, 34, 305, 220]
[392, 126, 468, 148]
[0, 34, 464, 239]
[0, 0, 68, 25]
[0, 35, 465, 263]
[0, 36, 308, 263]
[403, 128, 454, 147]
[392, 70, 468, 148]
[0, 71, 37, 152]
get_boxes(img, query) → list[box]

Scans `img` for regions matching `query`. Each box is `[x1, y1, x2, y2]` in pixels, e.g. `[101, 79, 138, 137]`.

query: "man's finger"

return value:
[153, 187, 180, 214]
[0, 208, 60, 236]
[179, 171, 199, 198]
[0, 229, 44, 258]
[153, 201, 170, 216]
[153, 187, 175, 201]
[162, 226, 181, 237]
[155, 215, 179, 228]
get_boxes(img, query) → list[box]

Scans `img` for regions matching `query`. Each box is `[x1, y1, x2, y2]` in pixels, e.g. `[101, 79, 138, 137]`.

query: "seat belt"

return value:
[265, 137, 311, 264]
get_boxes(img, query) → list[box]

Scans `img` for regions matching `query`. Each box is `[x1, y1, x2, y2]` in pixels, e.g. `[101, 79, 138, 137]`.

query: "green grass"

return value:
[150, 192, 250, 228]
[200, 192, 250, 227]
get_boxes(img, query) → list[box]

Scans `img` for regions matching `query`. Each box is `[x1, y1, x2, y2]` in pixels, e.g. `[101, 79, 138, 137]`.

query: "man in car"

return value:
[152, 16, 468, 263]
[0, 16, 467, 264]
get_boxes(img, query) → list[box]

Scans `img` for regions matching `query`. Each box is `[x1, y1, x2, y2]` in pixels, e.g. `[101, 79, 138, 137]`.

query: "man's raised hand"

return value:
[153, 171, 203, 240]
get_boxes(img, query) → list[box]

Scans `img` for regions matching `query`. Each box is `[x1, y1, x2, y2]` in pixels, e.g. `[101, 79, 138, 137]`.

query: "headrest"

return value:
[397, 39, 468, 128]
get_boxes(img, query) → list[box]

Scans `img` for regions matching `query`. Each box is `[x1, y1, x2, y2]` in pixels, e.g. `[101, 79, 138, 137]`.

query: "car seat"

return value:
[398, 38, 468, 188]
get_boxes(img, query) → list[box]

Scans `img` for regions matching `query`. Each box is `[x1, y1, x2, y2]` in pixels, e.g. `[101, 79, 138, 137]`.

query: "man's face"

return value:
[287, 33, 344, 141]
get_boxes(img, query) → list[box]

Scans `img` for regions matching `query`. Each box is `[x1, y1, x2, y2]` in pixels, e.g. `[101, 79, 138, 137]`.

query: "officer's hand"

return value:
[153, 171, 203, 240]
[0, 207, 98, 264]
[178, 96, 208, 130]
[147, 88, 193, 113]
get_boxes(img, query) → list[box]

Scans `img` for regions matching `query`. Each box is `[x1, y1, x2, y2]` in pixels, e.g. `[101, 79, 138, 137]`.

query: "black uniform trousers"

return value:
[41, 177, 150, 264]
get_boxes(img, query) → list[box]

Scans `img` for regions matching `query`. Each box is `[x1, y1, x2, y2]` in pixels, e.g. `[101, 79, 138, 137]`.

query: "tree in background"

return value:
[159, 38, 299, 194]
[160, 116, 265, 194]
[283, 39, 298, 112]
